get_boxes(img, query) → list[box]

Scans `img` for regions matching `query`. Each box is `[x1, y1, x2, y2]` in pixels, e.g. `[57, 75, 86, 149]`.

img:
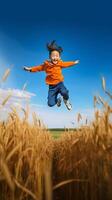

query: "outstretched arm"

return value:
[61, 60, 79, 68]
[23, 64, 45, 72]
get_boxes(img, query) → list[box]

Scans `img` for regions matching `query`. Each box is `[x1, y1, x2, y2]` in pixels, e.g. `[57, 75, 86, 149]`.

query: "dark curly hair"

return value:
[46, 40, 63, 55]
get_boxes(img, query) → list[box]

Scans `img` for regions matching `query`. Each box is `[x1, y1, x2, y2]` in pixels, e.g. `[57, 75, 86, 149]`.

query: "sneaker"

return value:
[63, 98, 72, 110]
[57, 97, 61, 107]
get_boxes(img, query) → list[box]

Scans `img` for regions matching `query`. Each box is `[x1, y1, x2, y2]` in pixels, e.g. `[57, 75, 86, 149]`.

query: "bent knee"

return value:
[61, 92, 68, 96]
[61, 91, 69, 98]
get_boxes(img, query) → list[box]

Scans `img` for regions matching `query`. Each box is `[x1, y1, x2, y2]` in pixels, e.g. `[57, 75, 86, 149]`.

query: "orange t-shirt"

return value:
[30, 60, 76, 85]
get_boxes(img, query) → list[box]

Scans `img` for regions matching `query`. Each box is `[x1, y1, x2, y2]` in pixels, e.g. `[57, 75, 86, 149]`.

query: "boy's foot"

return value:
[63, 98, 72, 110]
[57, 97, 61, 107]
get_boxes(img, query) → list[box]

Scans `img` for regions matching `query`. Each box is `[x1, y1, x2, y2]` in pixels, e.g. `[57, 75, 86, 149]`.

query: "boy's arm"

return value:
[60, 60, 79, 68]
[24, 64, 45, 72]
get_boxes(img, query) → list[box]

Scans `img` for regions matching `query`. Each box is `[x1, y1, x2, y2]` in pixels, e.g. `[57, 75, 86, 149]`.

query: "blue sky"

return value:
[0, 0, 112, 127]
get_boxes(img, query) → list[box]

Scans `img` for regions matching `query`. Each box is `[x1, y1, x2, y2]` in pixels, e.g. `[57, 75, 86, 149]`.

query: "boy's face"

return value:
[50, 50, 61, 64]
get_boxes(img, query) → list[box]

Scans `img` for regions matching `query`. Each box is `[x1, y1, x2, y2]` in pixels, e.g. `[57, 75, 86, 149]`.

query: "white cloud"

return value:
[0, 88, 35, 99]
[0, 87, 95, 128]
[0, 88, 36, 120]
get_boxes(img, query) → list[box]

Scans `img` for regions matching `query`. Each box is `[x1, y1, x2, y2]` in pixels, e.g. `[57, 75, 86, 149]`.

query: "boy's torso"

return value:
[44, 60, 64, 85]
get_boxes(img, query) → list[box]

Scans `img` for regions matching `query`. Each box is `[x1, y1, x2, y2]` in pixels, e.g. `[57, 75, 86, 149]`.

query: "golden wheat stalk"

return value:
[98, 95, 106, 106]
[105, 90, 112, 99]
[53, 179, 89, 190]
[94, 96, 97, 108]
[101, 76, 112, 99]
[14, 178, 36, 200]
[102, 76, 106, 91]
[22, 105, 29, 121]
[22, 81, 28, 91]
[1, 68, 11, 82]
[44, 162, 52, 200]
[77, 113, 82, 122]
[6, 143, 22, 162]
[0, 158, 15, 191]
[94, 96, 100, 108]
[1, 94, 12, 106]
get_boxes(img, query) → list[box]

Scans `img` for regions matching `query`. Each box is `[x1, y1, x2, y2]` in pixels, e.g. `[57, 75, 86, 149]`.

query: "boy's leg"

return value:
[59, 82, 69, 100]
[59, 82, 72, 110]
[47, 85, 58, 107]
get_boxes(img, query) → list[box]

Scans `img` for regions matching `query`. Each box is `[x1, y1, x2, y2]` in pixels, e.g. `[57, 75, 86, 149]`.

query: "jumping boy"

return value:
[24, 40, 79, 110]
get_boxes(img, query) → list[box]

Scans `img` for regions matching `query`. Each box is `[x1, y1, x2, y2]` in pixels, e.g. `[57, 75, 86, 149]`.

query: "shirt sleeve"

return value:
[30, 64, 45, 72]
[60, 61, 76, 68]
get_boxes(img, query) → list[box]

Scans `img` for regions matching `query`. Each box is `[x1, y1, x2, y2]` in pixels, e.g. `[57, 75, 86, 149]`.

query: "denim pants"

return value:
[48, 82, 69, 107]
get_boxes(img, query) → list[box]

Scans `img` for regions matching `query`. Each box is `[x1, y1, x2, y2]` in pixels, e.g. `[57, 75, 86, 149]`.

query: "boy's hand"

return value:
[75, 60, 80, 64]
[23, 66, 32, 72]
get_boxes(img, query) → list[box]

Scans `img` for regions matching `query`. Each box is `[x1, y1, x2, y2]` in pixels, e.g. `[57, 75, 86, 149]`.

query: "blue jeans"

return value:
[48, 82, 69, 107]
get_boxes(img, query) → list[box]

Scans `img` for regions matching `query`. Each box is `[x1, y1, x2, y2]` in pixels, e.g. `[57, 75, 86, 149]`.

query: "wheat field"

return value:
[0, 71, 112, 200]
